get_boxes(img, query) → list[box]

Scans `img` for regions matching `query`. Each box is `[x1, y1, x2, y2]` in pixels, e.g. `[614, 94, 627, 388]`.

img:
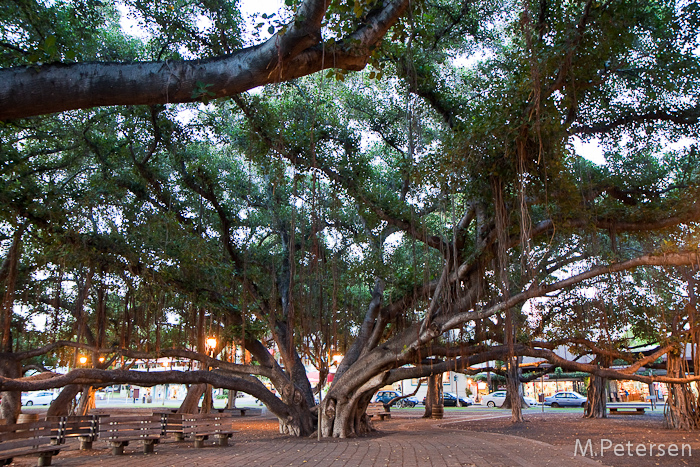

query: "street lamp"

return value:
[206, 337, 217, 354]
[540, 363, 553, 413]
[203, 337, 217, 413]
[79, 356, 88, 365]
[454, 374, 460, 406]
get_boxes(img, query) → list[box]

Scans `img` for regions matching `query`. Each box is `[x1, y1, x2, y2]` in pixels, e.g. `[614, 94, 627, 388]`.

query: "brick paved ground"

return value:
[7, 411, 605, 467]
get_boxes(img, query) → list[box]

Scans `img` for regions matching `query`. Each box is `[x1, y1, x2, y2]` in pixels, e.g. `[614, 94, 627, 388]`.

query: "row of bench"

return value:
[0, 413, 238, 466]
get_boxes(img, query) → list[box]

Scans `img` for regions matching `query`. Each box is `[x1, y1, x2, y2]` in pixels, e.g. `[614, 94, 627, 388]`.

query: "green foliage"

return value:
[1, 0, 699, 395]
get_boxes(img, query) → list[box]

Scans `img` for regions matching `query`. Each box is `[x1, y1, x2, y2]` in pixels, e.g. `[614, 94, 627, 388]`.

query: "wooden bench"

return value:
[609, 406, 646, 415]
[215, 407, 249, 416]
[0, 420, 62, 466]
[182, 414, 237, 448]
[98, 414, 162, 455]
[160, 413, 185, 441]
[366, 402, 391, 420]
[46, 415, 99, 450]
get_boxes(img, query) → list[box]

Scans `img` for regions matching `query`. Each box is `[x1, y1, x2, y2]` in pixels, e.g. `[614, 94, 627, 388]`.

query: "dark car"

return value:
[443, 392, 471, 406]
[422, 392, 471, 407]
[374, 391, 419, 408]
[374, 390, 400, 407]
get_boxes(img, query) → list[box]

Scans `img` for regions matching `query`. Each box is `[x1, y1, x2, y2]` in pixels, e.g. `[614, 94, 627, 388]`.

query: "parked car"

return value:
[94, 391, 107, 400]
[481, 391, 506, 407]
[21, 391, 55, 406]
[421, 392, 471, 407]
[523, 395, 539, 406]
[544, 391, 588, 408]
[444, 392, 471, 406]
[480, 391, 538, 408]
[374, 390, 418, 407]
[396, 396, 420, 408]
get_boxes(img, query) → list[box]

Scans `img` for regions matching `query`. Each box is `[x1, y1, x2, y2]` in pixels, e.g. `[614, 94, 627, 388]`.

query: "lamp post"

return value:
[205, 337, 217, 412]
[540, 363, 553, 413]
[454, 374, 460, 407]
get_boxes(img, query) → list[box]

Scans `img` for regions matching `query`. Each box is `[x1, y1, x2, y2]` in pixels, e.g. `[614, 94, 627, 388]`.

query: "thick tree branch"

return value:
[0, 0, 410, 120]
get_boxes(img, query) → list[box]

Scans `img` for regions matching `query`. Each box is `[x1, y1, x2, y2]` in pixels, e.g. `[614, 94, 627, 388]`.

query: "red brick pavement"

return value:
[7, 412, 605, 467]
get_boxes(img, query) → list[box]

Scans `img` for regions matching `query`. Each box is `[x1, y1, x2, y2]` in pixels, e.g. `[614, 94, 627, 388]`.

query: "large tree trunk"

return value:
[178, 384, 207, 414]
[47, 385, 82, 417]
[584, 374, 607, 418]
[76, 386, 96, 415]
[0, 356, 21, 423]
[200, 385, 213, 414]
[278, 383, 315, 436]
[584, 356, 609, 419]
[423, 373, 441, 418]
[227, 390, 237, 408]
[0, 225, 24, 423]
[319, 372, 388, 438]
[502, 356, 525, 422]
[664, 347, 700, 430]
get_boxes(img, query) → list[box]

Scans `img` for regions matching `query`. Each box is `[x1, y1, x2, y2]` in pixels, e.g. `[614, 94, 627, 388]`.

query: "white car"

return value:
[21, 391, 55, 406]
[481, 391, 506, 407]
[480, 391, 538, 407]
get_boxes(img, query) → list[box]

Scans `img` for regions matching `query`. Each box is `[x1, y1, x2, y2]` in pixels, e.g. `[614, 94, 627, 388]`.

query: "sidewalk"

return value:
[8, 411, 606, 467]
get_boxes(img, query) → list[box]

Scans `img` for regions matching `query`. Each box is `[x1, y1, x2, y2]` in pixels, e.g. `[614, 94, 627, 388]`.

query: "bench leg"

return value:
[215, 434, 229, 447]
[79, 437, 93, 450]
[194, 437, 205, 449]
[37, 454, 53, 466]
[143, 441, 156, 454]
[174, 432, 185, 442]
[110, 443, 125, 456]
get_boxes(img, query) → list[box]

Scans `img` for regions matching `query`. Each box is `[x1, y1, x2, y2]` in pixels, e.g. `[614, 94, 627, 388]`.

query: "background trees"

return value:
[1, 0, 700, 436]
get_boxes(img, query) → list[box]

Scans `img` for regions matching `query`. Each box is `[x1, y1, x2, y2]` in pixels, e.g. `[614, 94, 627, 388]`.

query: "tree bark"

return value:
[584, 356, 609, 418]
[502, 356, 525, 422]
[423, 373, 442, 418]
[1, 223, 25, 350]
[47, 385, 81, 417]
[584, 374, 607, 418]
[0, 357, 21, 423]
[178, 384, 207, 414]
[664, 347, 700, 429]
[0, 0, 411, 120]
[76, 386, 96, 415]
[201, 384, 213, 414]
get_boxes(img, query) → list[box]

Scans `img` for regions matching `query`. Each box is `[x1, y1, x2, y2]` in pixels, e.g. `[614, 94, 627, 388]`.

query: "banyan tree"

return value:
[2, 0, 700, 437]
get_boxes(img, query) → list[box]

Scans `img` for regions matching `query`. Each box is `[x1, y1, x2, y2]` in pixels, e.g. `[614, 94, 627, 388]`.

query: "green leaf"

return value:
[268, 25, 275, 35]
[44, 35, 56, 49]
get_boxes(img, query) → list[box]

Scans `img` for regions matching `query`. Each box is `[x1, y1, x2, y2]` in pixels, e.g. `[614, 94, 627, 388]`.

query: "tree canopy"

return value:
[1, 0, 700, 435]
